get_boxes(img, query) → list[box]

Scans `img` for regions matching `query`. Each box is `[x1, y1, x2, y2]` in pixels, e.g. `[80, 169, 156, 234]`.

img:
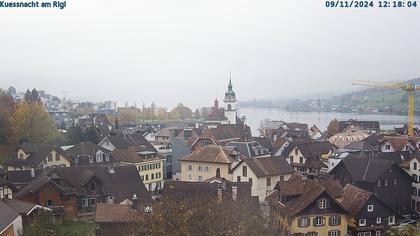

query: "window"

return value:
[384, 179, 388, 186]
[376, 217, 381, 224]
[393, 178, 398, 185]
[145, 175, 149, 181]
[307, 232, 318, 236]
[82, 198, 88, 207]
[388, 216, 395, 225]
[375, 231, 381, 236]
[48, 154, 52, 162]
[377, 180, 381, 187]
[266, 177, 271, 187]
[237, 176, 241, 182]
[55, 153, 60, 161]
[318, 198, 327, 209]
[75, 156, 79, 164]
[188, 165, 193, 171]
[330, 216, 340, 226]
[357, 233, 371, 236]
[151, 173, 154, 180]
[314, 217, 324, 227]
[89, 156, 93, 164]
[300, 157, 304, 163]
[290, 156, 294, 163]
[90, 198, 96, 206]
[141, 175, 144, 181]
[46, 200, 53, 207]
[204, 166, 209, 172]
[385, 144, 391, 150]
[198, 166, 202, 172]
[359, 218, 366, 226]
[414, 162, 418, 170]
[298, 217, 309, 227]
[19, 153, 24, 159]
[90, 183, 96, 192]
[248, 178, 252, 184]
[418, 189, 420, 197]
[413, 174, 418, 182]
[328, 230, 339, 236]
[367, 204, 374, 212]
[105, 140, 109, 146]
[242, 166, 247, 177]
[198, 176, 203, 182]
[413, 187, 417, 196]
[105, 154, 110, 162]
[295, 148, 299, 155]
[280, 175, 284, 181]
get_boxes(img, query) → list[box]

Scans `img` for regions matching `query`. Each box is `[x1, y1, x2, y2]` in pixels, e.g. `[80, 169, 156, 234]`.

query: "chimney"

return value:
[232, 186, 238, 201]
[30, 168, 35, 178]
[216, 168, 220, 178]
[132, 194, 138, 210]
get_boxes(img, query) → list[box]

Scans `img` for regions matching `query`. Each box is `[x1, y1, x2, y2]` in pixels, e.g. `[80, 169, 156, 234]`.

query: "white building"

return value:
[402, 156, 420, 214]
[232, 156, 294, 203]
[223, 78, 237, 125]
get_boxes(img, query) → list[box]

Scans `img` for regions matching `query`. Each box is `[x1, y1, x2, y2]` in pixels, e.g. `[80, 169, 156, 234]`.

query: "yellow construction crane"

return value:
[352, 80, 420, 136]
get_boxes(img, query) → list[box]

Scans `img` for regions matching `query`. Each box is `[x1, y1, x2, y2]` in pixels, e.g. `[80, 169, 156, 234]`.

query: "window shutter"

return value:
[338, 216, 341, 225]
[328, 216, 332, 226]
[298, 218, 301, 227]
[337, 230, 341, 236]
[313, 217, 317, 226]
[323, 217, 326, 226]
[328, 232, 331, 236]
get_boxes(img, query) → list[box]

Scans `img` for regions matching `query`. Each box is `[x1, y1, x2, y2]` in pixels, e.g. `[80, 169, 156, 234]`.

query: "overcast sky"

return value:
[1, 0, 419, 109]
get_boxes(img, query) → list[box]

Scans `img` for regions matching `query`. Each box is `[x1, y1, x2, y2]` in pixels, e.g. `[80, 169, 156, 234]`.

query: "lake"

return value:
[238, 108, 420, 136]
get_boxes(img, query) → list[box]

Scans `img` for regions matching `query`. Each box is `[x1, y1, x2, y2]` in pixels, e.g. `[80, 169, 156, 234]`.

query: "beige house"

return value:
[179, 145, 241, 182]
[7, 143, 72, 171]
[232, 156, 294, 203]
[112, 148, 164, 192]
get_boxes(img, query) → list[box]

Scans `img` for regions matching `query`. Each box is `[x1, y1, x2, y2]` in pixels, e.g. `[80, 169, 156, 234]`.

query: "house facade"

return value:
[266, 176, 350, 236]
[179, 145, 241, 182]
[231, 156, 294, 203]
[7, 143, 72, 171]
[330, 156, 413, 216]
[401, 155, 420, 214]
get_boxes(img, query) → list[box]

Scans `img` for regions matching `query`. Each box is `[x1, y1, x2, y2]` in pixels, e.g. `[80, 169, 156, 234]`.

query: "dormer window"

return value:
[90, 183, 96, 192]
[294, 148, 299, 155]
[385, 144, 391, 150]
[318, 198, 328, 209]
[19, 153, 24, 159]
[96, 152, 103, 163]
[367, 204, 374, 212]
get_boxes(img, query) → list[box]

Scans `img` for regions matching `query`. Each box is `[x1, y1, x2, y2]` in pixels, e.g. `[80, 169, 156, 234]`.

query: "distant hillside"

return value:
[324, 78, 420, 114]
[238, 78, 420, 114]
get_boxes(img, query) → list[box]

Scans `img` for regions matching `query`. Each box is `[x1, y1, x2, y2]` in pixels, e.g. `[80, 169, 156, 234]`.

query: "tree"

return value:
[118, 108, 138, 124]
[73, 102, 95, 116]
[65, 125, 100, 144]
[326, 118, 339, 136]
[0, 90, 16, 145]
[9, 101, 62, 144]
[24, 88, 41, 103]
[386, 224, 418, 236]
[129, 197, 273, 236]
[170, 103, 192, 120]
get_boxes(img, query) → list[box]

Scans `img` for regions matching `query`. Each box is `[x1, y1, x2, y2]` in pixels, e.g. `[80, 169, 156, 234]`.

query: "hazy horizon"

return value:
[1, 0, 419, 109]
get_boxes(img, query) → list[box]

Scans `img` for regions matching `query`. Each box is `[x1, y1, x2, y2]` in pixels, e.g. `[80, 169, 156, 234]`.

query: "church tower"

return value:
[223, 75, 237, 124]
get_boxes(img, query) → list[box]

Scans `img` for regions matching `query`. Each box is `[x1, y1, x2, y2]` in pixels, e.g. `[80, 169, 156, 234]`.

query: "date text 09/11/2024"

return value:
[325, 0, 417, 7]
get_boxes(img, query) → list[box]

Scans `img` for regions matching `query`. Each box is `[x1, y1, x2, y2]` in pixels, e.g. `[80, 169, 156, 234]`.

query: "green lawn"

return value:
[54, 222, 95, 236]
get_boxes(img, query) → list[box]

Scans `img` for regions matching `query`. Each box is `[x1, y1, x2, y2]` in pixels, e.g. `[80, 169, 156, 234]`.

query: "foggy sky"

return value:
[1, 0, 420, 109]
